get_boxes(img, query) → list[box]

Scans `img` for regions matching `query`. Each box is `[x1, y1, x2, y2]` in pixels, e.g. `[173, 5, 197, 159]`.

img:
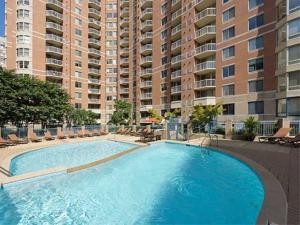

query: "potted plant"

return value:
[243, 117, 259, 141]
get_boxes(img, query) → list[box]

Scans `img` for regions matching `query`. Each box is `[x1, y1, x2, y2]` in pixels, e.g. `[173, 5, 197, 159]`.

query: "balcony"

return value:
[171, 70, 181, 80]
[88, 98, 100, 104]
[141, 93, 152, 99]
[46, 10, 63, 22]
[140, 56, 152, 67]
[88, 59, 100, 66]
[140, 81, 152, 88]
[195, 25, 216, 43]
[195, 8, 216, 27]
[171, 39, 182, 54]
[88, 0, 101, 9]
[88, 88, 101, 94]
[171, 9, 182, 26]
[141, 32, 153, 44]
[89, 109, 101, 114]
[140, 105, 153, 111]
[120, 78, 129, 84]
[140, 44, 152, 55]
[194, 79, 216, 90]
[89, 28, 100, 38]
[120, 0, 129, 8]
[194, 0, 216, 11]
[46, 22, 63, 33]
[46, 58, 63, 67]
[120, 28, 129, 37]
[89, 68, 100, 75]
[120, 58, 129, 66]
[89, 18, 101, 29]
[121, 7, 129, 17]
[120, 68, 129, 75]
[88, 8, 101, 19]
[47, 0, 63, 12]
[120, 18, 129, 28]
[171, 24, 181, 40]
[171, 0, 181, 12]
[141, 0, 152, 9]
[89, 48, 101, 57]
[88, 78, 101, 85]
[194, 97, 216, 106]
[46, 70, 63, 78]
[141, 20, 153, 32]
[194, 43, 216, 59]
[120, 48, 129, 57]
[46, 46, 62, 56]
[171, 100, 181, 109]
[141, 8, 153, 20]
[120, 88, 129, 94]
[195, 61, 216, 74]
[171, 85, 181, 94]
[120, 38, 129, 47]
[140, 69, 152, 77]
[171, 55, 182, 68]
[88, 38, 101, 47]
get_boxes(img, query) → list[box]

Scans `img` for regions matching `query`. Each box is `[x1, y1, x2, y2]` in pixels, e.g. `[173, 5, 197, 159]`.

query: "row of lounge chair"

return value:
[116, 128, 159, 142]
[0, 129, 108, 147]
[258, 128, 300, 147]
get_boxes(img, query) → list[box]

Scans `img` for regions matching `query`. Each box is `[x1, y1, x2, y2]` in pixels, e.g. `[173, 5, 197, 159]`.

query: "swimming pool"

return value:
[1, 142, 264, 225]
[10, 140, 136, 175]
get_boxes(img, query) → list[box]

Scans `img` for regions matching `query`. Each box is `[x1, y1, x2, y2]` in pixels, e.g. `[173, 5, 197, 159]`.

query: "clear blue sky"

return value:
[0, 0, 5, 36]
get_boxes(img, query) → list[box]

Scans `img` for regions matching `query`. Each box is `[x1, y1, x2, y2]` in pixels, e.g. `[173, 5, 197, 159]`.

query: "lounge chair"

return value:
[45, 131, 55, 141]
[124, 128, 132, 135]
[57, 132, 67, 139]
[29, 133, 43, 143]
[8, 134, 29, 144]
[259, 128, 292, 143]
[92, 129, 101, 136]
[0, 137, 14, 146]
[78, 130, 86, 138]
[100, 128, 108, 135]
[131, 128, 143, 136]
[68, 131, 78, 138]
[116, 128, 122, 134]
[279, 132, 300, 147]
[84, 130, 93, 137]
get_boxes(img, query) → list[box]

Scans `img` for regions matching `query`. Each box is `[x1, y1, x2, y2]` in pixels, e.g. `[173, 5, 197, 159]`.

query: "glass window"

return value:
[223, 65, 235, 78]
[223, 46, 235, 59]
[248, 101, 264, 114]
[75, 81, 82, 88]
[249, 80, 264, 92]
[287, 97, 300, 116]
[249, 36, 264, 51]
[223, 7, 235, 22]
[223, 26, 235, 40]
[223, 0, 229, 3]
[223, 104, 235, 115]
[288, 44, 300, 65]
[249, 0, 264, 10]
[288, 18, 300, 39]
[223, 84, 235, 96]
[289, 0, 300, 13]
[277, 99, 287, 117]
[248, 57, 264, 72]
[289, 71, 300, 90]
[249, 14, 264, 30]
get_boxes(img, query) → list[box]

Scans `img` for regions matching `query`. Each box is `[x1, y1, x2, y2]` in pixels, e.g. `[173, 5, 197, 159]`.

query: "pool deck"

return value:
[0, 134, 143, 185]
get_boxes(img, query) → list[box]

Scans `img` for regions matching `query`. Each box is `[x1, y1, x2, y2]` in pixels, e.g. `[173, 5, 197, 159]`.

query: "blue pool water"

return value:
[10, 140, 135, 175]
[1, 142, 264, 225]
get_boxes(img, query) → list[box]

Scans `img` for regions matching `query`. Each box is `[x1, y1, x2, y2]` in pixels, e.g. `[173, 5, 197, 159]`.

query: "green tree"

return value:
[164, 109, 181, 121]
[68, 108, 98, 126]
[148, 109, 163, 123]
[243, 116, 259, 141]
[192, 103, 223, 132]
[109, 100, 132, 125]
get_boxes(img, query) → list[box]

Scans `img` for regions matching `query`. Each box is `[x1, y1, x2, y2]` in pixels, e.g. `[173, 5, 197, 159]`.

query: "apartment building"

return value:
[0, 37, 6, 68]
[5, 0, 108, 123]
[5, 0, 300, 125]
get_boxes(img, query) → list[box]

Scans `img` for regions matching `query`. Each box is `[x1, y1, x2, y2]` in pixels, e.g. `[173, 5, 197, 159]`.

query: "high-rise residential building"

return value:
[5, 0, 300, 125]
[0, 37, 6, 68]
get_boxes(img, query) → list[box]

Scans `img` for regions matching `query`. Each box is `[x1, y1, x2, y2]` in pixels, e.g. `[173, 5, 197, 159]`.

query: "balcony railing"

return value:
[171, 70, 181, 79]
[195, 79, 216, 88]
[171, 85, 181, 93]
[195, 43, 216, 55]
[195, 25, 216, 38]
[46, 46, 62, 54]
[141, 93, 152, 99]
[195, 8, 216, 22]
[196, 61, 216, 72]
[46, 58, 62, 66]
[140, 81, 152, 88]
[46, 10, 63, 20]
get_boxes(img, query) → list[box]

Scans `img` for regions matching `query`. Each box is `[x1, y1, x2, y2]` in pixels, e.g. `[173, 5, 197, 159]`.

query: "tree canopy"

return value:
[109, 100, 132, 125]
[148, 109, 163, 123]
[192, 103, 223, 126]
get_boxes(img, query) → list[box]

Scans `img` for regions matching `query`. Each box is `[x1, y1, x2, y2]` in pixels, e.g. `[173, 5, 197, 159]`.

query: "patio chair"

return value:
[279, 132, 300, 147]
[120, 128, 129, 135]
[116, 128, 122, 134]
[8, 134, 29, 144]
[57, 131, 67, 139]
[100, 128, 108, 135]
[45, 131, 55, 141]
[258, 128, 292, 143]
[84, 130, 93, 137]
[78, 130, 86, 138]
[29, 133, 43, 143]
[0, 137, 14, 146]
[92, 129, 101, 136]
[68, 131, 78, 138]
[124, 128, 132, 135]
[130, 128, 141, 136]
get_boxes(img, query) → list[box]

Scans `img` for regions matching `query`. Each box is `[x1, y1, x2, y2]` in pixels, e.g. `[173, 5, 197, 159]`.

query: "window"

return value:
[249, 14, 264, 30]
[17, 0, 30, 5]
[75, 50, 82, 57]
[249, 0, 264, 10]
[223, 65, 235, 78]
[75, 103, 82, 109]
[249, 36, 264, 51]
[17, 35, 30, 44]
[161, 43, 167, 52]
[161, 3, 168, 14]
[223, 104, 235, 115]
[17, 61, 29, 69]
[288, 18, 300, 39]
[75, 81, 82, 88]
[75, 39, 82, 46]
[288, 71, 300, 90]
[75, 92, 82, 99]
[17, 22, 30, 31]
[248, 57, 264, 72]
[75, 18, 82, 25]
[223, 0, 230, 3]
[75, 71, 82, 78]
[161, 83, 167, 92]
[75, 0, 82, 4]
[288, 44, 300, 65]
[75, 61, 82, 67]
[277, 98, 287, 117]
[161, 56, 168, 65]
[223, 84, 235, 96]
[17, 48, 30, 57]
[161, 17, 168, 26]
[223, 46, 235, 59]
[223, 7, 235, 22]
[223, 26, 235, 40]
[289, 0, 300, 13]
[248, 101, 264, 114]
[75, 7, 81, 15]
[287, 97, 300, 116]
[75, 29, 82, 36]
[249, 80, 264, 92]
[17, 9, 29, 18]
[161, 30, 168, 40]
[161, 70, 168, 78]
